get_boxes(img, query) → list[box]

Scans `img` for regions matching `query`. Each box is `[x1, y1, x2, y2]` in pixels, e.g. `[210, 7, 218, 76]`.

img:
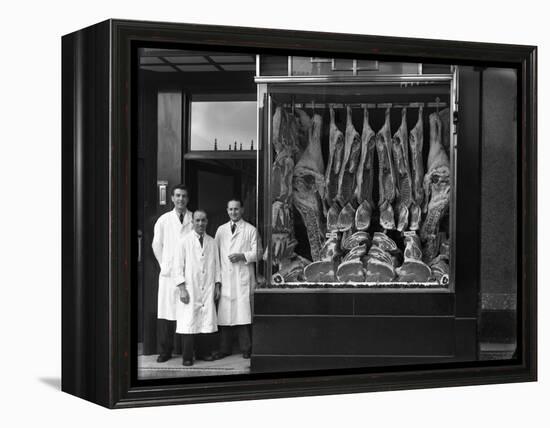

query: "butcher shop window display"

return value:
[266, 97, 452, 288]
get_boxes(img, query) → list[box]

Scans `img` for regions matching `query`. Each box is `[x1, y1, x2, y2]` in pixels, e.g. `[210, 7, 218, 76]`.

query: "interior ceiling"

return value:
[139, 48, 256, 73]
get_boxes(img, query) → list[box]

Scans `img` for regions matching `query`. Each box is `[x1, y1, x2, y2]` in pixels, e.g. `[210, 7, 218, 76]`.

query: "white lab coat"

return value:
[172, 231, 221, 334]
[215, 219, 260, 326]
[152, 209, 193, 320]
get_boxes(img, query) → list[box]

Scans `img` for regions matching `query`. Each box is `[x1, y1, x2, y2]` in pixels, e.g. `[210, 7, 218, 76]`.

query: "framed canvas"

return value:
[61, 19, 537, 408]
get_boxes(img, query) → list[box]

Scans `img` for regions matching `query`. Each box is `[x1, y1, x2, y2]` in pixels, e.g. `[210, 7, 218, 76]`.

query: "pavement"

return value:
[138, 353, 251, 379]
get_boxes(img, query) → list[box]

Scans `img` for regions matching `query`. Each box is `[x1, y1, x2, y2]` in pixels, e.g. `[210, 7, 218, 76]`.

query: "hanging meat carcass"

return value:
[335, 105, 362, 231]
[420, 112, 451, 263]
[325, 105, 345, 232]
[438, 107, 451, 155]
[395, 234, 431, 282]
[293, 113, 326, 262]
[354, 106, 376, 231]
[270, 106, 302, 273]
[294, 108, 312, 155]
[409, 106, 425, 231]
[391, 108, 413, 231]
[376, 108, 397, 230]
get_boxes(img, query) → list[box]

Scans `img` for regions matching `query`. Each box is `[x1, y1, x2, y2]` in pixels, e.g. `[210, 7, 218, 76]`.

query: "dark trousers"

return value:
[219, 325, 251, 354]
[157, 319, 176, 357]
[182, 333, 216, 362]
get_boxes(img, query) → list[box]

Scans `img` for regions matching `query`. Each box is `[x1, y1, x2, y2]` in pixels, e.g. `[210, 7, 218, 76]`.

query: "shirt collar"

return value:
[173, 208, 189, 219]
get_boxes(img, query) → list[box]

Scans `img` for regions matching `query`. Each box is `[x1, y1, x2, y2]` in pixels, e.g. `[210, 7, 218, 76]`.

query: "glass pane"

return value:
[190, 101, 257, 151]
[266, 82, 453, 288]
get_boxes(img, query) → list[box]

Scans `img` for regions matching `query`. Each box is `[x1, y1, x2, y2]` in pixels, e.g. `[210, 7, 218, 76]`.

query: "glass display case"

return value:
[256, 60, 457, 291]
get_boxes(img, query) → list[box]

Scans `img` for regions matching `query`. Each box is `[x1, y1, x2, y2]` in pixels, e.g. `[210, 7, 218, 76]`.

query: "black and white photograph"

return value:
[4, 0, 549, 424]
[135, 48, 520, 379]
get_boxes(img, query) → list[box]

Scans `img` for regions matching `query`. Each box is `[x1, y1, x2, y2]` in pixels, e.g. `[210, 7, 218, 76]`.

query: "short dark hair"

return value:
[193, 208, 208, 219]
[171, 184, 189, 196]
[227, 198, 243, 207]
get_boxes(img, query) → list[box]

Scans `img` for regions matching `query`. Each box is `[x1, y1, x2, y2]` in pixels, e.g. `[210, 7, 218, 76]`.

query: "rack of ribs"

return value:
[325, 105, 345, 232]
[409, 106, 425, 231]
[391, 108, 413, 232]
[376, 108, 397, 230]
[335, 105, 362, 232]
[420, 112, 451, 263]
[354, 106, 376, 231]
[293, 113, 326, 261]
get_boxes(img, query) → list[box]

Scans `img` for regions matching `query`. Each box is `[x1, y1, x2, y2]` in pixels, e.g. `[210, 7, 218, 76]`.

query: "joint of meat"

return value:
[304, 261, 337, 283]
[272, 254, 310, 284]
[320, 234, 343, 262]
[342, 231, 370, 250]
[362, 232, 397, 282]
[355, 199, 373, 231]
[342, 243, 368, 262]
[327, 201, 341, 232]
[336, 260, 366, 282]
[429, 255, 450, 284]
[396, 234, 432, 282]
[336, 201, 356, 232]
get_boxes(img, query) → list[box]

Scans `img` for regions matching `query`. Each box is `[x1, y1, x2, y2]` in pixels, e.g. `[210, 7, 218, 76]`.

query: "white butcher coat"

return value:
[172, 231, 221, 334]
[152, 208, 193, 320]
[215, 219, 260, 326]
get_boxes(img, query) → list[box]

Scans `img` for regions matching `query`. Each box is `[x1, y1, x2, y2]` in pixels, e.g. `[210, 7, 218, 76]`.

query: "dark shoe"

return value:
[157, 354, 171, 363]
[242, 351, 251, 359]
[198, 354, 214, 362]
[182, 360, 193, 366]
[212, 352, 230, 360]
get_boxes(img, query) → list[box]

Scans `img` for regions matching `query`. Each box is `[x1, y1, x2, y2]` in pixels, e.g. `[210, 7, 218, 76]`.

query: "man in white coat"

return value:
[173, 209, 221, 366]
[151, 184, 193, 363]
[213, 199, 260, 359]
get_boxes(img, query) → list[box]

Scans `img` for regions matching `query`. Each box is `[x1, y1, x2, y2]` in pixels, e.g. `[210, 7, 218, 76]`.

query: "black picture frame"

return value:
[61, 19, 537, 408]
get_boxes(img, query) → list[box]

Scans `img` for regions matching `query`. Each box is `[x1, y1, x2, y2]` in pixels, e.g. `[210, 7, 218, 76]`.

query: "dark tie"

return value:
[231, 223, 236, 234]
[199, 234, 203, 247]
[179, 213, 183, 224]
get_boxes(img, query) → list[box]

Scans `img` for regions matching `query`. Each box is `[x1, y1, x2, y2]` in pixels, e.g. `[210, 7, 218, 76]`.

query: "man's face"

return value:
[193, 211, 208, 235]
[227, 200, 243, 222]
[172, 189, 189, 211]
